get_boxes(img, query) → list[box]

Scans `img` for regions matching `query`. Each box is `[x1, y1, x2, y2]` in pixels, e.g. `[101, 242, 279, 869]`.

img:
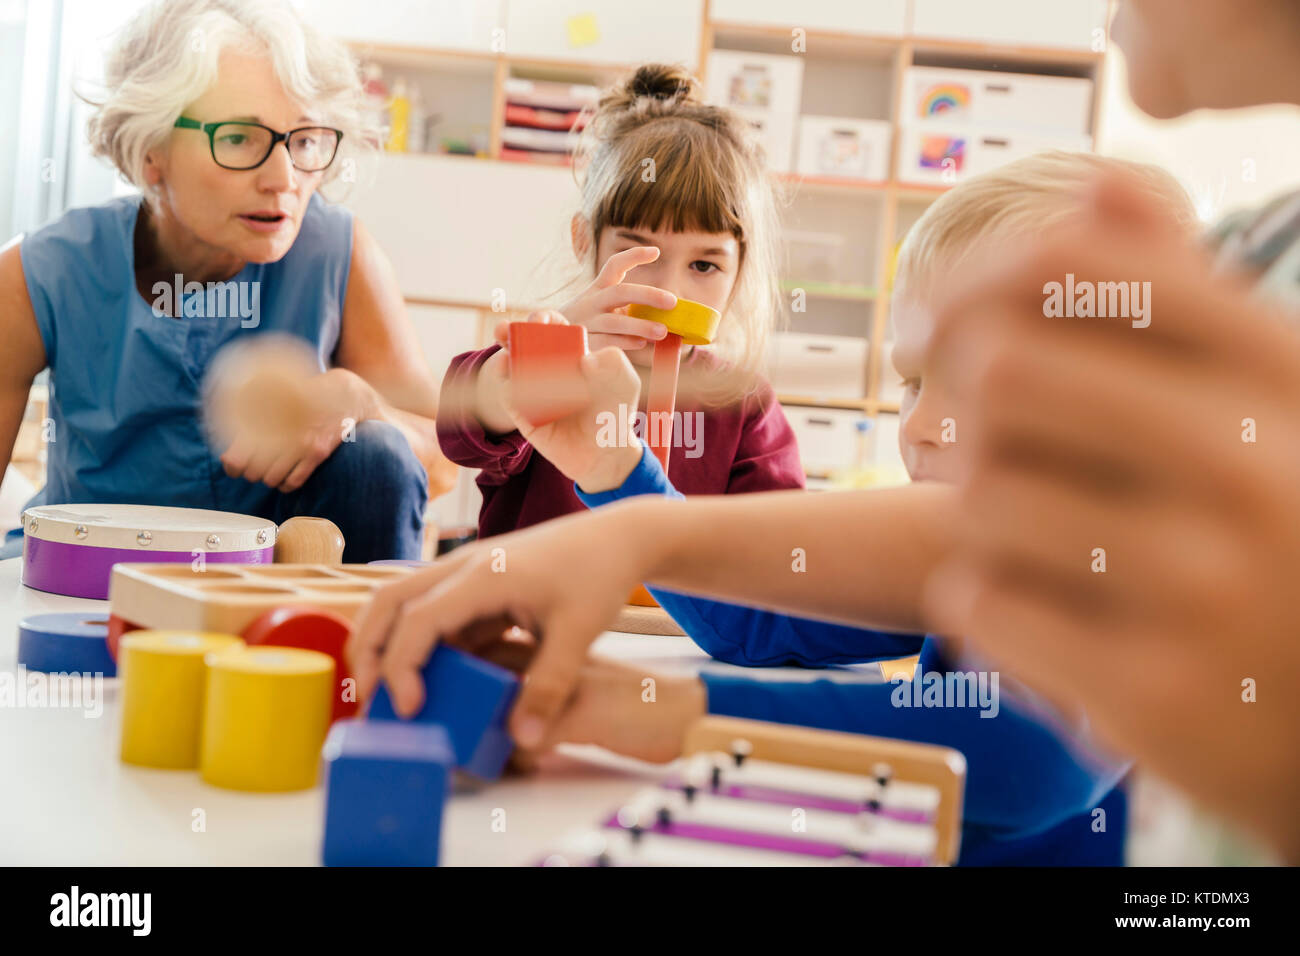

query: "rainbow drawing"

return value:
[919, 136, 965, 171]
[918, 83, 971, 118]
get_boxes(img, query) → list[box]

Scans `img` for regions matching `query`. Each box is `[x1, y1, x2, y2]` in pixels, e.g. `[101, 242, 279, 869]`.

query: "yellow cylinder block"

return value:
[119, 631, 245, 769]
[627, 299, 721, 346]
[199, 646, 335, 792]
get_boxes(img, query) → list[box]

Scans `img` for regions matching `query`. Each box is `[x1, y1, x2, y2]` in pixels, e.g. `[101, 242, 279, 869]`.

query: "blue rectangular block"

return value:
[367, 645, 519, 781]
[322, 719, 454, 867]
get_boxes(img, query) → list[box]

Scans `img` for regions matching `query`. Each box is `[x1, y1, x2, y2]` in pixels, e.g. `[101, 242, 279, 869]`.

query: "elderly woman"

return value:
[0, 0, 456, 561]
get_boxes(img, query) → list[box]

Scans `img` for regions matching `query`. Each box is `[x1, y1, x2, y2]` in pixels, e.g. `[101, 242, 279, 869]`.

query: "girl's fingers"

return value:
[586, 311, 668, 340]
[594, 246, 660, 287]
[588, 333, 654, 352]
[596, 283, 677, 314]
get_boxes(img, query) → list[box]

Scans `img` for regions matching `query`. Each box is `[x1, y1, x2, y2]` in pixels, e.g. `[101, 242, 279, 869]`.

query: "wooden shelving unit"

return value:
[331, 0, 1111, 488]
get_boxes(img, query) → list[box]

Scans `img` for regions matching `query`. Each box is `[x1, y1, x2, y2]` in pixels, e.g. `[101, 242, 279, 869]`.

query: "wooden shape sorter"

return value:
[108, 563, 417, 638]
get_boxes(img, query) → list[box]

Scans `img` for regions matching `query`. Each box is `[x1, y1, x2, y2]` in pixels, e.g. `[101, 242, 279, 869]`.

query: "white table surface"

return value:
[0, 556, 885, 865]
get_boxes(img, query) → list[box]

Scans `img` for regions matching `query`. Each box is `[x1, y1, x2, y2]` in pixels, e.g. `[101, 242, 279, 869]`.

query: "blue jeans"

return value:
[259, 420, 428, 563]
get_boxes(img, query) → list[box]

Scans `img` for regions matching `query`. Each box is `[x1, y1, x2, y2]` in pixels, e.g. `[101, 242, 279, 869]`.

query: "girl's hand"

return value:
[495, 313, 644, 492]
[560, 246, 676, 352]
[348, 498, 664, 748]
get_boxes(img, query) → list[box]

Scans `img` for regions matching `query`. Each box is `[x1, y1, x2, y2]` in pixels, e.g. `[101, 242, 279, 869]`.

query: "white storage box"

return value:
[905, 67, 1093, 137]
[911, 0, 1110, 52]
[784, 406, 871, 475]
[896, 124, 1092, 186]
[735, 106, 797, 173]
[782, 230, 846, 286]
[768, 333, 869, 401]
[706, 50, 804, 116]
[795, 116, 891, 181]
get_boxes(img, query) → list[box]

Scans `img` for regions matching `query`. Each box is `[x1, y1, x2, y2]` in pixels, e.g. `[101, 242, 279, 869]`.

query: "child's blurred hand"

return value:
[496, 314, 645, 493]
[560, 246, 677, 353]
[525, 660, 706, 765]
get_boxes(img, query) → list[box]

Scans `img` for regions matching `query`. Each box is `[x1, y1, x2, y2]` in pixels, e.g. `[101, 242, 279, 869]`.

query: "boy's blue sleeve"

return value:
[700, 639, 1130, 838]
[576, 444, 925, 666]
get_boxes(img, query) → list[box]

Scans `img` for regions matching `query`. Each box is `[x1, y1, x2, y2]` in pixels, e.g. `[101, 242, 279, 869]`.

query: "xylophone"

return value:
[540, 716, 966, 866]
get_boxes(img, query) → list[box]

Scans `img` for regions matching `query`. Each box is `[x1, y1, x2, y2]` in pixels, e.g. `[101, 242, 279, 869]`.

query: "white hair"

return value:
[82, 0, 375, 202]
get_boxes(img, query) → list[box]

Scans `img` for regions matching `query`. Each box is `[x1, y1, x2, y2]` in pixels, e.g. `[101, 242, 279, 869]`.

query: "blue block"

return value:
[368, 645, 519, 781]
[322, 719, 454, 867]
[18, 613, 117, 677]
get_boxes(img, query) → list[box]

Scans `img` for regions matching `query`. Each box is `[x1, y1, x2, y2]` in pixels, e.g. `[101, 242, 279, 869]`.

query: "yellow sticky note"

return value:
[566, 13, 600, 49]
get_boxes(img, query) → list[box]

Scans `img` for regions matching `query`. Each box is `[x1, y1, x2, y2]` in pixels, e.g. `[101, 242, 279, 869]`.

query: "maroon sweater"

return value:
[438, 344, 806, 538]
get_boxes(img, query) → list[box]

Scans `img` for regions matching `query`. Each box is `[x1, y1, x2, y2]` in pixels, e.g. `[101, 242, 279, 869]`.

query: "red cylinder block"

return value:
[242, 606, 358, 721]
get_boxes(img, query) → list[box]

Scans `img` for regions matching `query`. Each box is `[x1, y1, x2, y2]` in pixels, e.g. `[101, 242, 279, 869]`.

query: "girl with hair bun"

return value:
[437, 63, 809, 546]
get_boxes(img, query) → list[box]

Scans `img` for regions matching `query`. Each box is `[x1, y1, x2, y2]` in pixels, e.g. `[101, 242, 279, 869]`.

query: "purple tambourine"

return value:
[21, 504, 276, 600]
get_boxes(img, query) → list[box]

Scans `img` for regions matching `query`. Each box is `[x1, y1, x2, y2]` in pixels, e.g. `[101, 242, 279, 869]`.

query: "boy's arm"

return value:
[577, 444, 924, 664]
[351, 470, 958, 738]
[436, 345, 537, 479]
[627, 483, 954, 635]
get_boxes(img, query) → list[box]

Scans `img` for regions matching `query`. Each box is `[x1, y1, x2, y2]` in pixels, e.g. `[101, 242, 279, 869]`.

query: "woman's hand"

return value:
[347, 497, 665, 748]
[492, 312, 645, 493]
[206, 336, 375, 493]
[219, 367, 370, 492]
[560, 246, 676, 353]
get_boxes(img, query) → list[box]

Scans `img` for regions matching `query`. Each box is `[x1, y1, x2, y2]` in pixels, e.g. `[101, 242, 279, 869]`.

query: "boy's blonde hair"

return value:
[572, 64, 783, 406]
[893, 151, 1198, 307]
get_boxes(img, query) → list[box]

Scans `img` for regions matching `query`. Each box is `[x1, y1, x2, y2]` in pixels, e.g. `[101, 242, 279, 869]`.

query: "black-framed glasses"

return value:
[174, 116, 343, 172]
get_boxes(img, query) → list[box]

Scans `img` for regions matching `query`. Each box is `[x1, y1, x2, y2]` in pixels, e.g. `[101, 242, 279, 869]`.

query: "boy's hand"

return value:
[560, 246, 676, 354]
[347, 499, 662, 747]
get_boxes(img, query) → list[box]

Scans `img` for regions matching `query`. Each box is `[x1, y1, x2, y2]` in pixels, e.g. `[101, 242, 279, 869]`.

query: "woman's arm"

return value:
[0, 244, 49, 480]
[334, 219, 458, 496]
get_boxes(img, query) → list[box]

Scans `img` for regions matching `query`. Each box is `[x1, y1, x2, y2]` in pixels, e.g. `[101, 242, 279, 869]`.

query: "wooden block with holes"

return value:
[682, 715, 966, 865]
[108, 563, 417, 637]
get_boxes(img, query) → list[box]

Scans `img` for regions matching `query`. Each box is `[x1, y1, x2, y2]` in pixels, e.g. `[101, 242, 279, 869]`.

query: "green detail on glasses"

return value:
[174, 116, 343, 172]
